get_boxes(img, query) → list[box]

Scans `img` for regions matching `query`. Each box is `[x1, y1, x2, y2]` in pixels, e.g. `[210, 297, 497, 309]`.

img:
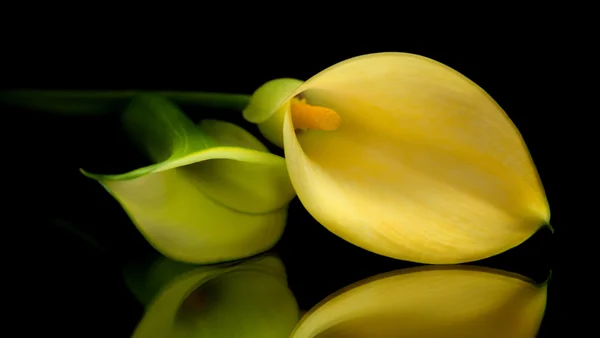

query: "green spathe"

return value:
[81, 94, 296, 264]
[242, 78, 304, 148]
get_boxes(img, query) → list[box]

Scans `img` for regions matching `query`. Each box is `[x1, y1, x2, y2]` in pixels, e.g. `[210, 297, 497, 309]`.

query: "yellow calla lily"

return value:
[290, 265, 548, 337]
[128, 254, 299, 338]
[83, 94, 296, 264]
[243, 52, 550, 264]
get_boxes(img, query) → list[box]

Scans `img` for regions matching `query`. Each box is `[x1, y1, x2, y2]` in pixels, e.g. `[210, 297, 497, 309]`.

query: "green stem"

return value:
[155, 91, 251, 111]
[0, 90, 251, 115]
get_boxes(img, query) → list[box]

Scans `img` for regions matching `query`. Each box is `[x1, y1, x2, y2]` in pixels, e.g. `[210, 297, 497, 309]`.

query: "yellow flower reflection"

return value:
[244, 53, 550, 264]
[291, 265, 548, 338]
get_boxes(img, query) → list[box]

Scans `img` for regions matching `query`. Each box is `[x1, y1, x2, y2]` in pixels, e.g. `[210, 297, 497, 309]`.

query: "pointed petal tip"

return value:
[80, 168, 113, 182]
[543, 270, 552, 286]
[79, 168, 97, 180]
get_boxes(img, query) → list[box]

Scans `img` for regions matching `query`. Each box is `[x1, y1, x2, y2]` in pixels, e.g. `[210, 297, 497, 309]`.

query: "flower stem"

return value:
[155, 91, 251, 111]
[0, 90, 251, 115]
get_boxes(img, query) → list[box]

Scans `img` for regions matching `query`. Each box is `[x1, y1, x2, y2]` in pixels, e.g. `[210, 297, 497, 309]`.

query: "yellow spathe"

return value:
[290, 265, 548, 338]
[247, 52, 550, 264]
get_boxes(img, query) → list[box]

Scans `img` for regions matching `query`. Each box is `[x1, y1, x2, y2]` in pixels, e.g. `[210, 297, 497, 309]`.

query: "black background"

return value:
[5, 36, 561, 337]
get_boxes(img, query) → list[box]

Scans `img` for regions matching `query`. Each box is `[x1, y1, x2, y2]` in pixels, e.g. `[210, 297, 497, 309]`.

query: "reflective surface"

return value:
[9, 48, 560, 337]
[24, 201, 555, 337]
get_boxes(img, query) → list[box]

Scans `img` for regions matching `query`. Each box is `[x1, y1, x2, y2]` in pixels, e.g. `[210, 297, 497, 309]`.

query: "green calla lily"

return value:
[126, 254, 299, 338]
[1, 90, 296, 263]
[80, 94, 296, 264]
[0, 90, 297, 264]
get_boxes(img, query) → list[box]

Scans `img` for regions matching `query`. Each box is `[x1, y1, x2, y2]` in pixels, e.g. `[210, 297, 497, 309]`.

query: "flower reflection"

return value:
[291, 265, 548, 338]
[125, 253, 299, 337]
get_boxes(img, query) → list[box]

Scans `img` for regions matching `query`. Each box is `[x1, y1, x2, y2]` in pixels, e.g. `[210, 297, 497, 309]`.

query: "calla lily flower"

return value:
[290, 265, 548, 337]
[82, 94, 296, 264]
[243, 52, 550, 264]
[126, 254, 299, 338]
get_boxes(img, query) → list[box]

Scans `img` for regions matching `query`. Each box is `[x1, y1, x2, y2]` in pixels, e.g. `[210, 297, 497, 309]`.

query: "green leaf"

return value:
[82, 94, 296, 264]
[0, 90, 251, 115]
[130, 254, 299, 338]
